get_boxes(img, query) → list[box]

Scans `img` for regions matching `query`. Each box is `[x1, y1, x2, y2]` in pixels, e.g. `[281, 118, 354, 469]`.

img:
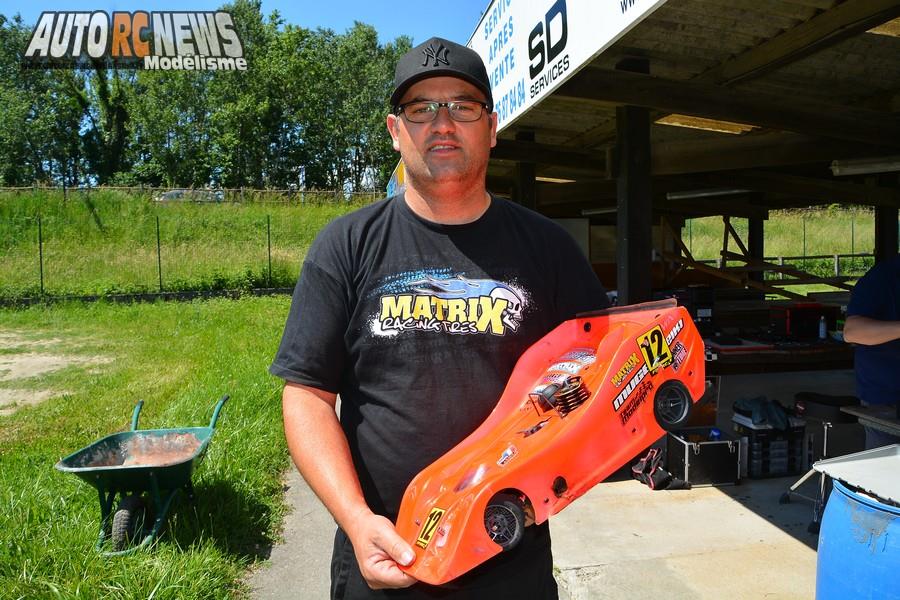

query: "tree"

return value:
[0, 6, 409, 191]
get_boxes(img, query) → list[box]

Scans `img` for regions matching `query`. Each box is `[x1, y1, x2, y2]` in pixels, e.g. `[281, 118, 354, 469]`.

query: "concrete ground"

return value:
[249, 370, 859, 598]
[247, 469, 821, 599]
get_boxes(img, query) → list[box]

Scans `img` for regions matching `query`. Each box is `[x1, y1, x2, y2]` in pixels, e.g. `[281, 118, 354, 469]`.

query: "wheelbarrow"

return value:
[55, 395, 228, 556]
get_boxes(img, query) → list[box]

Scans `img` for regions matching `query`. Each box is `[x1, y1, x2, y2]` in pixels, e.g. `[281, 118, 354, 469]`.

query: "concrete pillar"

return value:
[874, 205, 899, 263]
[514, 130, 537, 211]
[748, 216, 765, 283]
[615, 57, 652, 304]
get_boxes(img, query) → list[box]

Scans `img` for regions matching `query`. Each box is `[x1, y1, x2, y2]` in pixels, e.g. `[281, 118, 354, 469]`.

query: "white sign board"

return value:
[468, 0, 668, 131]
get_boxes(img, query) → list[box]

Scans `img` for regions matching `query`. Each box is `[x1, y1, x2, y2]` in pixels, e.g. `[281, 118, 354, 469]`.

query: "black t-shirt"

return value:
[271, 194, 607, 593]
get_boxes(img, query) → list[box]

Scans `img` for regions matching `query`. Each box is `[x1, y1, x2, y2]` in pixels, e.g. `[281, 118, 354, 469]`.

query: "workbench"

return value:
[841, 405, 900, 438]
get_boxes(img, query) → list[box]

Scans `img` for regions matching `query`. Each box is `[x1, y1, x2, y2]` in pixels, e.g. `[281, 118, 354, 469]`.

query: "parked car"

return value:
[153, 189, 224, 203]
[395, 299, 706, 584]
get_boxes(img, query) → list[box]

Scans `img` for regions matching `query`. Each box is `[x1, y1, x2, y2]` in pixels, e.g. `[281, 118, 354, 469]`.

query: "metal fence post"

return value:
[267, 215, 272, 287]
[850, 217, 855, 273]
[688, 219, 693, 254]
[38, 214, 45, 296]
[156, 215, 163, 292]
[802, 215, 807, 269]
[834, 254, 840, 277]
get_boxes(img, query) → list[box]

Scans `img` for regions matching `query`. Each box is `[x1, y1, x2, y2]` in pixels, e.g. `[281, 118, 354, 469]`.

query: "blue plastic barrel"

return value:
[816, 480, 900, 599]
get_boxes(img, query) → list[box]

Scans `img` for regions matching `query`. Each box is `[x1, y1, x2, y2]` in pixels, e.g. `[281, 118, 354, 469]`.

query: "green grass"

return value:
[0, 296, 293, 599]
[684, 207, 877, 280]
[0, 190, 367, 300]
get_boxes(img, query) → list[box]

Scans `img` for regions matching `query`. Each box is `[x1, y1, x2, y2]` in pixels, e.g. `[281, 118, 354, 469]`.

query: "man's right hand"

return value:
[346, 509, 418, 590]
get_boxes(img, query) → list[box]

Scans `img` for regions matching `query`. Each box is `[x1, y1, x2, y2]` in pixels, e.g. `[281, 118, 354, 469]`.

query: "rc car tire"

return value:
[484, 494, 525, 551]
[653, 380, 693, 431]
[112, 495, 147, 551]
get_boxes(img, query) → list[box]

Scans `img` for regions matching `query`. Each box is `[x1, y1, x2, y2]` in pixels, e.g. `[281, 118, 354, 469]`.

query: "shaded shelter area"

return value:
[478, 1, 898, 570]
[487, 0, 900, 305]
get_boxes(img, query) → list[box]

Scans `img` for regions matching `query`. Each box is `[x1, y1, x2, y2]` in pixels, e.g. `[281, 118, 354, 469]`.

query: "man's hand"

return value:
[346, 509, 418, 590]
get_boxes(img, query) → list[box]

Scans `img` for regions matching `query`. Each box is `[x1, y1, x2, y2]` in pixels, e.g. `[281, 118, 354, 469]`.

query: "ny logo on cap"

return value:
[422, 43, 450, 67]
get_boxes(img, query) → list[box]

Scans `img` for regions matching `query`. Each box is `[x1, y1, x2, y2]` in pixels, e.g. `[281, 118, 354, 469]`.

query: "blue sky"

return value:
[4, 0, 491, 45]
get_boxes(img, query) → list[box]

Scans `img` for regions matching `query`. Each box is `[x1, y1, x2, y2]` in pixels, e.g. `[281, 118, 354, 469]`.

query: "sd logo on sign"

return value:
[528, 0, 568, 79]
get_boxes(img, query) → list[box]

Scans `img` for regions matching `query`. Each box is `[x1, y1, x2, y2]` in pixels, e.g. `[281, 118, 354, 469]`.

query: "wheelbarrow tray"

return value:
[55, 426, 215, 493]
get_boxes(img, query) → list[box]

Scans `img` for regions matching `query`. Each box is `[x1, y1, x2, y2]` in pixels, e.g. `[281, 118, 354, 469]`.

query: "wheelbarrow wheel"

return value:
[112, 495, 148, 551]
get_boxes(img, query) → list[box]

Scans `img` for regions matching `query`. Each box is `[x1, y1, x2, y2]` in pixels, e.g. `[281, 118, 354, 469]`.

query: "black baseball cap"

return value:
[391, 37, 493, 111]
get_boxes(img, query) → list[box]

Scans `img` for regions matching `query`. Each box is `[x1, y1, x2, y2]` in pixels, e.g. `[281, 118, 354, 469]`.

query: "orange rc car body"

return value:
[395, 299, 706, 585]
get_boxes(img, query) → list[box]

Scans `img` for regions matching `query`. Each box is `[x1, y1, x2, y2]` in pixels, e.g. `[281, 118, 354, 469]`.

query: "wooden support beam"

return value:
[537, 184, 771, 219]
[769, 277, 853, 286]
[555, 68, 900, 148]
[652, 132, 888, 176]
[721, 250, 854, 291]
[661, 250, 806, 299]
[698, 0, 900, 85]
[661, 217, 695, 264]
[723, 217, 750, 257]
[700, 170, 900, 208]
[537, 181, 617, 206]
[492, 138, 607, 172]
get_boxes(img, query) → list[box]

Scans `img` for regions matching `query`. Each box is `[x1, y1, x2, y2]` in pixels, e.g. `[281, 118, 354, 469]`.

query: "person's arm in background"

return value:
[282, 381, 416, 590]
[843, 316, 900, 346]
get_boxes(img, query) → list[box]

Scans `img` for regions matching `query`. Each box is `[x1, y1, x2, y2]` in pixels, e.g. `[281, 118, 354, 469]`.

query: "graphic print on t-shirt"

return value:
[369, 270, 530, 338]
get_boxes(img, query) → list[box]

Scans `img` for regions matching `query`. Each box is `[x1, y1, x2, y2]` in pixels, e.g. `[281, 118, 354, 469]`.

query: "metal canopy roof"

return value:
[488, 0, 900, 219]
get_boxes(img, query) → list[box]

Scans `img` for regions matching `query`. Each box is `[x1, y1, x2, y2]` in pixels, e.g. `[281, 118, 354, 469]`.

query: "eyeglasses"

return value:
[395, 100, 488, 123]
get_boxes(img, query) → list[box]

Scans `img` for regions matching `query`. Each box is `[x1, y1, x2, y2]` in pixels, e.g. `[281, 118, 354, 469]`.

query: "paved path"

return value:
[247, 469, 333, 599]
[248, 469, 817, 599]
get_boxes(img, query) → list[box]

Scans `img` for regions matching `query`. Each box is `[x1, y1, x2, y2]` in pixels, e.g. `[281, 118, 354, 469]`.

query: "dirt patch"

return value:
[0, 329, 111, 415]
[0, 332, 65, 347]
[0, 353, 104, 381]
[0, 388, 65, 417]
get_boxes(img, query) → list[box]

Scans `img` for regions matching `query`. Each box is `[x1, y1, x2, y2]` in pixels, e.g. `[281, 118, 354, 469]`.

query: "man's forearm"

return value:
[282, 382, 417, 589]
[282, 383, 372, 532]
[843, 315, 900, 346]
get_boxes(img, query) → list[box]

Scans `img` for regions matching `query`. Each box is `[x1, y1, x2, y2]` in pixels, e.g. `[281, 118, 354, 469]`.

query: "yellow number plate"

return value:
[415, 507, 446, 549]
[637, 325, 673, 371]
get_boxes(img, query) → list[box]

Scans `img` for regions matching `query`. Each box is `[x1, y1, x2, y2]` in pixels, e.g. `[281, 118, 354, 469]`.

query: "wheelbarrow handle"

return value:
[209, 395, 229, 429]
[130, 400, 144, 431]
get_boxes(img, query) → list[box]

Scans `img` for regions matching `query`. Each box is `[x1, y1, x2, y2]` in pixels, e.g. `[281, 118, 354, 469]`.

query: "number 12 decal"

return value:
[637, 326, 673, 372]
[416, 507, 446, 549]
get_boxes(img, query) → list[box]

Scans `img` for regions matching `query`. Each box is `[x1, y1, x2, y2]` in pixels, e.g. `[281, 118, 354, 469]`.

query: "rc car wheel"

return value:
[111, 495, 148, 551]
[484, 494, 525, 551]
[653, 380, 693, 431]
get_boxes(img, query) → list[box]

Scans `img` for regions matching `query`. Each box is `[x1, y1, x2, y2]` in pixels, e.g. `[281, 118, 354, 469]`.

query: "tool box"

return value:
[666, 426, 741, 486]
[732, 413, 805, 478]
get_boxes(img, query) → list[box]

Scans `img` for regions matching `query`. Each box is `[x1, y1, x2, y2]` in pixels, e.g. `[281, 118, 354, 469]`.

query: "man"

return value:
[843, 253, 900, 449]
[270, 37, 607, 599]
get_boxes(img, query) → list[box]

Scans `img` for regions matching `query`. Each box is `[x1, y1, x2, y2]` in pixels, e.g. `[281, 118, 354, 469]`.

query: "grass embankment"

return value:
[0, 296, 292, 599]
[684, 208, 876, 279]
[0, 190, 365, 300]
